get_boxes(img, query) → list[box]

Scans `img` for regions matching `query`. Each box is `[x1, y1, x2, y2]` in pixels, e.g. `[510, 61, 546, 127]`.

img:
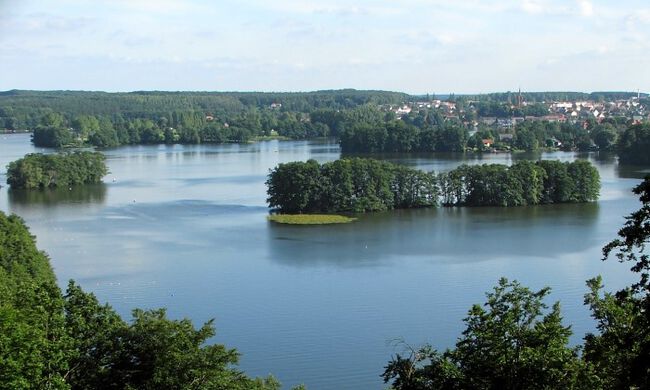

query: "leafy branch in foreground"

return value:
[382, 177, 650, 390]
[0, 211, 291, 389]
[584, 176, 650, 390]
[383, 278, 597, 390]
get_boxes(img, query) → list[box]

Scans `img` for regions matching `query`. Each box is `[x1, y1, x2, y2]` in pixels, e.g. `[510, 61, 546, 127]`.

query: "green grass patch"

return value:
[268, 214, 357, 225]
[250, 135, 291, 142]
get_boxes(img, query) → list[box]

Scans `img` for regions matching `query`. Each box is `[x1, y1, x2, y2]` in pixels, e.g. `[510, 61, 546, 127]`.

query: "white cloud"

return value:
[577, 0, 594, 17]
[521, 0, 545, 15]
[624, 9, 650, 27]
[109, 0, 201, 14]
[1, 0, 649, 92]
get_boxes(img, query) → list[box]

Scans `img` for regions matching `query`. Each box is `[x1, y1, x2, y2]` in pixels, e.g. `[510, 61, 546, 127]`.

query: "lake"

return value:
[1, 133, 648, 389]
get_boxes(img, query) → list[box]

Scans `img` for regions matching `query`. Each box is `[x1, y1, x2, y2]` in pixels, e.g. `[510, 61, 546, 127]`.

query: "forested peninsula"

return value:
[266, 158, 600, 213]
[6, 152, 108, 189]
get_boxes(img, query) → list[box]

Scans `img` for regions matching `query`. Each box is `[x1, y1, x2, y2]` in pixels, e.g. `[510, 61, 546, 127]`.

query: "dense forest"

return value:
[266, 159, 600, 213]
[6, 152, 108, 189]
[383, 177, 650, 390]
[455, 91, 647, 104]
[0, 211, 297, 389]
[0, 89, 407, 132]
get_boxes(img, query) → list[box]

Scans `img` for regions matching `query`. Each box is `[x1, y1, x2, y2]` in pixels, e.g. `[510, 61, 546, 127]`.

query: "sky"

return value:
[1, 0, 649, 94]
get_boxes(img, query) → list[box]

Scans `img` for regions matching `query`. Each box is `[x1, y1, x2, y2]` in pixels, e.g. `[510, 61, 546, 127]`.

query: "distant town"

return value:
[382, 91, 648, 151]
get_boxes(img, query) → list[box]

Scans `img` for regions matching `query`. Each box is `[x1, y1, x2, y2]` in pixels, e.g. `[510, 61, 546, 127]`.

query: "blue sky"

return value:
[1, 0, 649, 93]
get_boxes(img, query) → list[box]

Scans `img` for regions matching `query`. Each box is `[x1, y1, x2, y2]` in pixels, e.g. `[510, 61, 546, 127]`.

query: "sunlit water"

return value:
[1, 133, 648, 389]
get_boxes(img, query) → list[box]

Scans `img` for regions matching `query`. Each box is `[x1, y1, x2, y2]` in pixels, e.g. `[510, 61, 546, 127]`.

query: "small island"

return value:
[6, 151, 108, 189]
[266, 158, 600, 214]
[268, 214, 357, 225]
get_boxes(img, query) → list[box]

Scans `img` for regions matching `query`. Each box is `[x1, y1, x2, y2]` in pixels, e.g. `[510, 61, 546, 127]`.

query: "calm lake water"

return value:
[1, 133, 648, 389]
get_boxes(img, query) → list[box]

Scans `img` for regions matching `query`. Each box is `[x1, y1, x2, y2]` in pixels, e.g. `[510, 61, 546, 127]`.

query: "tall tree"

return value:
[584, 176, 650, 389]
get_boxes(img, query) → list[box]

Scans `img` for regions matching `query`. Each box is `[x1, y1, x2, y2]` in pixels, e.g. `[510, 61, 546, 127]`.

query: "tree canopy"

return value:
[583, 176, 650, 389]
[267, 159, 600, 213]
[617, 123, 650, 165]
[6, 152, 108, 189]
[382, 279, 597, 390]
[267, 158, 438, 213]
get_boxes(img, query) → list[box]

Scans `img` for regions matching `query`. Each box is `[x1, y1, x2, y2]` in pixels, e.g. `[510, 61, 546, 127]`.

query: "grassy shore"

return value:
[268, 214, 357, 225]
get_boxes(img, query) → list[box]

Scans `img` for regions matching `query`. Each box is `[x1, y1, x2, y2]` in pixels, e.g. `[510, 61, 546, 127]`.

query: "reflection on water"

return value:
[268, 203, 600, 268]
[8, 184, 107, 206]
[616, 164, 650, 180]
[592, 152, 618, 164]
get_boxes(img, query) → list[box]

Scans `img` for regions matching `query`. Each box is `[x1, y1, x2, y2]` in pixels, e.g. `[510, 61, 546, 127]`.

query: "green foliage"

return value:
[339, 120, 468, 153]
[469, 91, 643, 104]
[567, 160, 601, 202]
[268, 159, 600, 213]
[266, 160, 323, 213]
[590, 125, 617, 151]
[0, 212, 71, 389]
[617, 123, 650, 165]
[513, 128, 538, 151]
[537, 160, 574, 203]
[438, 160, 599, 207]
[0, 211, 289, 389]
[383, 279, 597, 390]
[267, 158, 439, 213]
[0, 90, 407, 147]
[6, 152, 108, 189]
[584, 176, 650, 389]
[32, 113, 74, 147]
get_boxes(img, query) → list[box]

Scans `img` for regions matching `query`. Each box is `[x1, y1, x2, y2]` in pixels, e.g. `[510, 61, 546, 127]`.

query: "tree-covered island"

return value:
[6, 152, 108, 189]
[266, 158, 600, 213]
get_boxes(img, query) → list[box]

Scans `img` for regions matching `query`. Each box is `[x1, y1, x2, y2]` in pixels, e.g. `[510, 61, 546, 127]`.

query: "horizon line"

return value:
[1, 88, 648, 96]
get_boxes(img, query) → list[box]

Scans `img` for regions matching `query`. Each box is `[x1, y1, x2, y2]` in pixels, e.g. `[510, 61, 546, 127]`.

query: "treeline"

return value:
[460, 91, 646, 104]
[30, 110, 331, 148]
[340, 121, 467, 153]
[383, 177, 650, 390]
[331, 105, 468, 153]
[6, 152, 108, 189]
[266, 158, 600, 213]
[0, 89, 408, 131]
[0, 211, 291, 389]
[439, 160, 600, 206]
